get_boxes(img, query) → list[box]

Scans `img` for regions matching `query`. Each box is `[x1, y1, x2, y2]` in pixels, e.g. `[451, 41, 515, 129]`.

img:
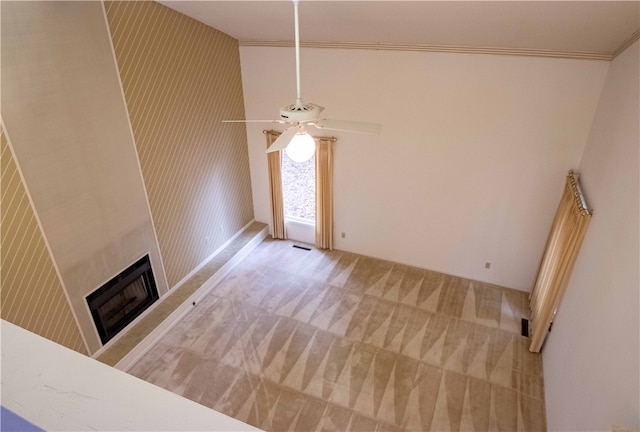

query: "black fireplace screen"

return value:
[87, 255, 159, 345]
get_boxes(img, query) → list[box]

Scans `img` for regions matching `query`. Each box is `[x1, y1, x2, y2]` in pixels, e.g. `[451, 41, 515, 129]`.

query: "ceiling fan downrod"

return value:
[278, 0, 323, 123]
[293, 0, 303, 109]
[221, 0, 382, 154]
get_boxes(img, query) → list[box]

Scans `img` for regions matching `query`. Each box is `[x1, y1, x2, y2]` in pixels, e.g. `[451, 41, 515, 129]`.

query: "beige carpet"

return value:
[130, 239, 545, 431]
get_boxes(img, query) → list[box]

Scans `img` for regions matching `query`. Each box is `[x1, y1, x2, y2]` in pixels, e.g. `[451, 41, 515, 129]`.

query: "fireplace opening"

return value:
[87, 255, 159, 345]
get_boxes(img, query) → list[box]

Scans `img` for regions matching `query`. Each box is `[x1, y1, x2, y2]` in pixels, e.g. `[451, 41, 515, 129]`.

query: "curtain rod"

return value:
[568, 170, 592, 216]
[263, 129, 337, 142]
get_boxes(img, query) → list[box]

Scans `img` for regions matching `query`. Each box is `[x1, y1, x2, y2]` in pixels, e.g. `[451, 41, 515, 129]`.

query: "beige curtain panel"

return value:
[266, 131, 286, 240]
[315, 138, 334, 250]
[529, 170, 591, 352]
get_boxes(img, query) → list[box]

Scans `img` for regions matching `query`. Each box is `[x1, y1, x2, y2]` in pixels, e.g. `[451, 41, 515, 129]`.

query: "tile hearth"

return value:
[129, 239, 545, 431]
[97, 222, 267, 366]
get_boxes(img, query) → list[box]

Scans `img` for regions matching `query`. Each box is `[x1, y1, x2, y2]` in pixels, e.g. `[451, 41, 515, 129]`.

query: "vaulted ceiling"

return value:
[159, 1, 639, 59]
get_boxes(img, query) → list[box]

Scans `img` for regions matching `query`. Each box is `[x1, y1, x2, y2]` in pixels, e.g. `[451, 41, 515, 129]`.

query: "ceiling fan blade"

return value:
[266, 126, 298, 153]
[314, 118, 382, 135]
[222, 119, 285, 124]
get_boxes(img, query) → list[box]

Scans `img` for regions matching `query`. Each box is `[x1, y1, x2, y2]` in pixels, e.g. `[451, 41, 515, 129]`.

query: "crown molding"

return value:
[239, 40, 612, 61]
[612, 28, 640, 59]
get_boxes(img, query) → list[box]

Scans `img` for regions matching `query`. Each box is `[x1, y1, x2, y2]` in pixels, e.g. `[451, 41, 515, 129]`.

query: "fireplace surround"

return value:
[86, 255, 159, 345]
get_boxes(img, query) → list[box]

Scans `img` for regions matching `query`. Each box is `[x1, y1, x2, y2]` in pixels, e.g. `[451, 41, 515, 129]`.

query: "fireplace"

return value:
[86, 255, 159, 345]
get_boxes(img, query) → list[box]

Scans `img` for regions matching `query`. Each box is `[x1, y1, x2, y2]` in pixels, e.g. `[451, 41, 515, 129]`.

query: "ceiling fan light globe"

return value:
[285, 133, 315, 162]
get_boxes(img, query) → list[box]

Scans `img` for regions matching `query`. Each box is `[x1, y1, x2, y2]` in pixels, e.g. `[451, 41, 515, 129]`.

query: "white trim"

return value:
[239, 40, 613, 61]
[284, 217, 315, 245]
[90, 219, 262, 360]
[114, 224, 269, 371]
[285, 215, 315, 225]
[612, 28, 640, 59]
[169, 218, 257, 293]
[99, 0, 170, 297]
[83, 283, 106, 354]
[338, 244, 527, 293]
[89, 275, 166, 359]
[0, 119, 92, 354]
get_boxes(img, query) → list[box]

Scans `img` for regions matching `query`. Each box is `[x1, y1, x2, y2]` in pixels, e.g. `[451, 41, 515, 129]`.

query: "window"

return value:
[281, 150, 315, 222]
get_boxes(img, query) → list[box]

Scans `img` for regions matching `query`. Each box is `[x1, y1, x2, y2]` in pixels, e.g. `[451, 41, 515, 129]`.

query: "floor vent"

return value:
[292, 245, 311, 251]
[521, 318, 530, 337]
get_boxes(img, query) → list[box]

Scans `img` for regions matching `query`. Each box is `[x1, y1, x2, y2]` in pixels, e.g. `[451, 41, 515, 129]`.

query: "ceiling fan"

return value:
[222, 0, 382, 157]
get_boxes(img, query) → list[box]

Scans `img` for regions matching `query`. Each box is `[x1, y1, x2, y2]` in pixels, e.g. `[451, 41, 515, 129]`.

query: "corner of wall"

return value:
[542, 39, 640, 431]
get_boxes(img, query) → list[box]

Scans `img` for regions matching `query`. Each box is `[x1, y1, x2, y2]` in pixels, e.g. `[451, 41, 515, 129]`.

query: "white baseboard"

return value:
[169, 219, 259, 294]
[90, 220, 262, 360]
[114, 224, 268, 372]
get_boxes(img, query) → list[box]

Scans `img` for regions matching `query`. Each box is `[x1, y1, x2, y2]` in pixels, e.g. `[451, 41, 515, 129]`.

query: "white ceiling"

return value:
[159, 1, 639, 56]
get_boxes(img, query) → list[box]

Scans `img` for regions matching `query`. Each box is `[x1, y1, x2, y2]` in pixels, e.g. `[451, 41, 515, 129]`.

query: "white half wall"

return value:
[241, 46, 609, 290]
[2, 320, 261, 432]
[542, 40, 640, 431]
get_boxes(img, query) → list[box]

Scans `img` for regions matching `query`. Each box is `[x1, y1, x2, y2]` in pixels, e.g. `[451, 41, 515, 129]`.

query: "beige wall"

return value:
[2, 1, 168, 353]
[1, 127, 87, 354]
[104, 1, 254, 288]
[241, 46, 609, 291]
[543, 40, 639, 431]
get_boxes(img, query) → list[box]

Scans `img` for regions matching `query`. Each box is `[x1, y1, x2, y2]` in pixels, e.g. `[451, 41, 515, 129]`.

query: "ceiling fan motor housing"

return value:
[279, 102, 323, 122]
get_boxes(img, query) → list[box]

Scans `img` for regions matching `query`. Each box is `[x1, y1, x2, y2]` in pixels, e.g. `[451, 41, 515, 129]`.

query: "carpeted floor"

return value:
[129, 239, 545, 431]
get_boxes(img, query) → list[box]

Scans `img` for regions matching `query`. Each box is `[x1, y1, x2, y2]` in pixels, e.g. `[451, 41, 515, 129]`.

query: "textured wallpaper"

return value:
[105, 1, 254, 287]
[0, 128, 87, 354]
